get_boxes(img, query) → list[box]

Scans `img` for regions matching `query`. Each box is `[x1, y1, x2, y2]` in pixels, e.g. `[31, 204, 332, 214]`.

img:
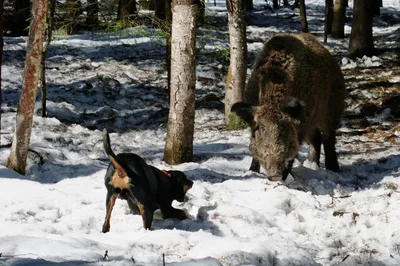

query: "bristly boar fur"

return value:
[232, 33, 346, 181]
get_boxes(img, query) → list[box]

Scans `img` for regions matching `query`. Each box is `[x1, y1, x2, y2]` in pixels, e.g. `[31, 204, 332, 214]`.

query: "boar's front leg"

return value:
[307, 129, 322, 167]
[322, 129, 340, 172]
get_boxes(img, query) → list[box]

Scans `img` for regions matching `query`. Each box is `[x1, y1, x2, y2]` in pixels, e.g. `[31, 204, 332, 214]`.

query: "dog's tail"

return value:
[103, 128, 128, 179]
[103, 128, 117, 159]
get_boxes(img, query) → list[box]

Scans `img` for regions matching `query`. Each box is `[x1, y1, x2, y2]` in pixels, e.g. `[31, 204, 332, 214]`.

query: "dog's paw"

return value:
[102, 224, 110, 233]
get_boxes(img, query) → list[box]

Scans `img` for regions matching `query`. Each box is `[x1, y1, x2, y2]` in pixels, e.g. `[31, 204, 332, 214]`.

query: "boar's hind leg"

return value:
[322, 130, 340, 172]
[249, 158, 261, 173]
[307, 129, 322, 167]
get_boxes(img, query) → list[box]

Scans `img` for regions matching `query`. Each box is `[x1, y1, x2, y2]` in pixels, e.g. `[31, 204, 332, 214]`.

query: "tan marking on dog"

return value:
[108, 155, 132, 190]
[102, 194, 117, 233]
[136, 202, 149, 229]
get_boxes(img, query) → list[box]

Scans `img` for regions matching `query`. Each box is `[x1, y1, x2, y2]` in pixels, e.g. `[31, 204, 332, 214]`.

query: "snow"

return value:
[1, 0, 400, 265]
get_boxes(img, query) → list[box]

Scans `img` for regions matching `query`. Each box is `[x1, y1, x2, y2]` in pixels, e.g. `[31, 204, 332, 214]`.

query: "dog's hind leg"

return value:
[102, 192, 117, 233]
[137, 203, 154, 230]
[127, 198, 140, 215]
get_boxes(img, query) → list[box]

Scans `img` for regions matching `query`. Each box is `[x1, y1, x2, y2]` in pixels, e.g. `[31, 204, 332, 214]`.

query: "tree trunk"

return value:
[332, 0, 346, 38]
[164, 0, 197, 164]
[273, 0, 279, 9]
[324, 0, 331, 42]
[348, 0, 375, 59]
[166, 0, 172, 99]
[86, 0, 99, 28]
[197, 0, 205, 25]
[66, 0, 82, 34]
[154, 0, 166, 20]
[327, 0, 333, 33]
[372, 0, 382, 16]
[40, 0, 56, 118]
[12, 0, 31, 36]
[283, 0, 289, 6]
[118, 0, 137, 26]
[7, 0, 48, 175]
[0, 0, 3, 144]
[244, 0, 253, 11]
[225, 0, 247, 127]
[299, 0, 308, 33]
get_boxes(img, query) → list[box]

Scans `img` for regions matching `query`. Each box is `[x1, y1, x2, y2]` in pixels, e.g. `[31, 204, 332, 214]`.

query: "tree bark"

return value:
[0, 0, 3, 143]
[166, 0, 172, 99]
[118, 0, 137, 26]
[273, 0, 279, 9]
[86, 0, 99, 28]
[225, 0, 247, 127]
[164, 0, 197, 164]
[299, 0, 308, 33]
[7, 0, 48, 175]
[348, 0, 375, 58]
[327, 0, 333, 33]
[324, 0, 331, 42]
[40, 0, 56, 118]
[12, 0, 31, 36]
[332, 0, 346, 38]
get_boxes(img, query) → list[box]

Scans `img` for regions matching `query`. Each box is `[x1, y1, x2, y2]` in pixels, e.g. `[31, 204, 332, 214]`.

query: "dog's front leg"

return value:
[102, 191, 117, 233]
[160, 205, 187, 220]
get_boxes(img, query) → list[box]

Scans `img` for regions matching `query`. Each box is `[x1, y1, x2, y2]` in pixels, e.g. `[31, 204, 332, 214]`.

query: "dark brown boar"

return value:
[231, 33, 346, 181]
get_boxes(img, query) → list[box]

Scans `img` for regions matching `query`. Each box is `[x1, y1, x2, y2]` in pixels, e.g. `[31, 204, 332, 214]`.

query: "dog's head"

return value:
[167, 171, 193, 203]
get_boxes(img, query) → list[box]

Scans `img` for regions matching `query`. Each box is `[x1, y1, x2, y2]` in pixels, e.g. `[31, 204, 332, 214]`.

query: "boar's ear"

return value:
[280, 97, 305, 123]
[231, 102, 255, 126]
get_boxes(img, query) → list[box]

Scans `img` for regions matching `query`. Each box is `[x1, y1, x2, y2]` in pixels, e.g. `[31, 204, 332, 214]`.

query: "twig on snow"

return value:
[331, 194, 351, 205]
[341, 254, 350, 262]
[103, 250, 109, 260]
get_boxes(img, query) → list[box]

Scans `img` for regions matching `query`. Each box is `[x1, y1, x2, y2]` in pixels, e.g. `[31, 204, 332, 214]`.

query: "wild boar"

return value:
[232, 33, 346, 181]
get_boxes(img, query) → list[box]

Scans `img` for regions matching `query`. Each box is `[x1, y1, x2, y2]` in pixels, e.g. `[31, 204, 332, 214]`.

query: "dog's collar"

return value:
[162, 170, 173, 179]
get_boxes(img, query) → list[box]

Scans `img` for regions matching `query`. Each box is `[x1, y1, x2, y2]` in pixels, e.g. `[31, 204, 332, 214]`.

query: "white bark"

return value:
[225, 0, 247, 125]
[8, 0, 48, 174]
[164, 3, 197, 164]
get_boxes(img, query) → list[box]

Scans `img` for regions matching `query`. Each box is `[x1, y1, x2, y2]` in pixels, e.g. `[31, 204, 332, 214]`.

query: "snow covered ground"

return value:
[0, 0, 399, 265]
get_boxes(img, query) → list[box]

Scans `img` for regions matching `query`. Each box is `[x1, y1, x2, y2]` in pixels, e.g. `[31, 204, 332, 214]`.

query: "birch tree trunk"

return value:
[348, 0, 375, 58]
[8, 0, 48, 175]
[0, 0, 3, 143]
[332, 0, 346, 38]
[299, 0, 308, 33]
[225, 0, 247, 127]
[164, 0, 197, 164]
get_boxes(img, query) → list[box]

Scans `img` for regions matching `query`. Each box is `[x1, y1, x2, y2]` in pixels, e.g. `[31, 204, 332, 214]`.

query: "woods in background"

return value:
[0, 0, 384, 173]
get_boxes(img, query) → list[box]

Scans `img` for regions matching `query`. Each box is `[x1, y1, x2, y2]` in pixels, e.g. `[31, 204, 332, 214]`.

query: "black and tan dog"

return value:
[101, 129, 193, 233]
